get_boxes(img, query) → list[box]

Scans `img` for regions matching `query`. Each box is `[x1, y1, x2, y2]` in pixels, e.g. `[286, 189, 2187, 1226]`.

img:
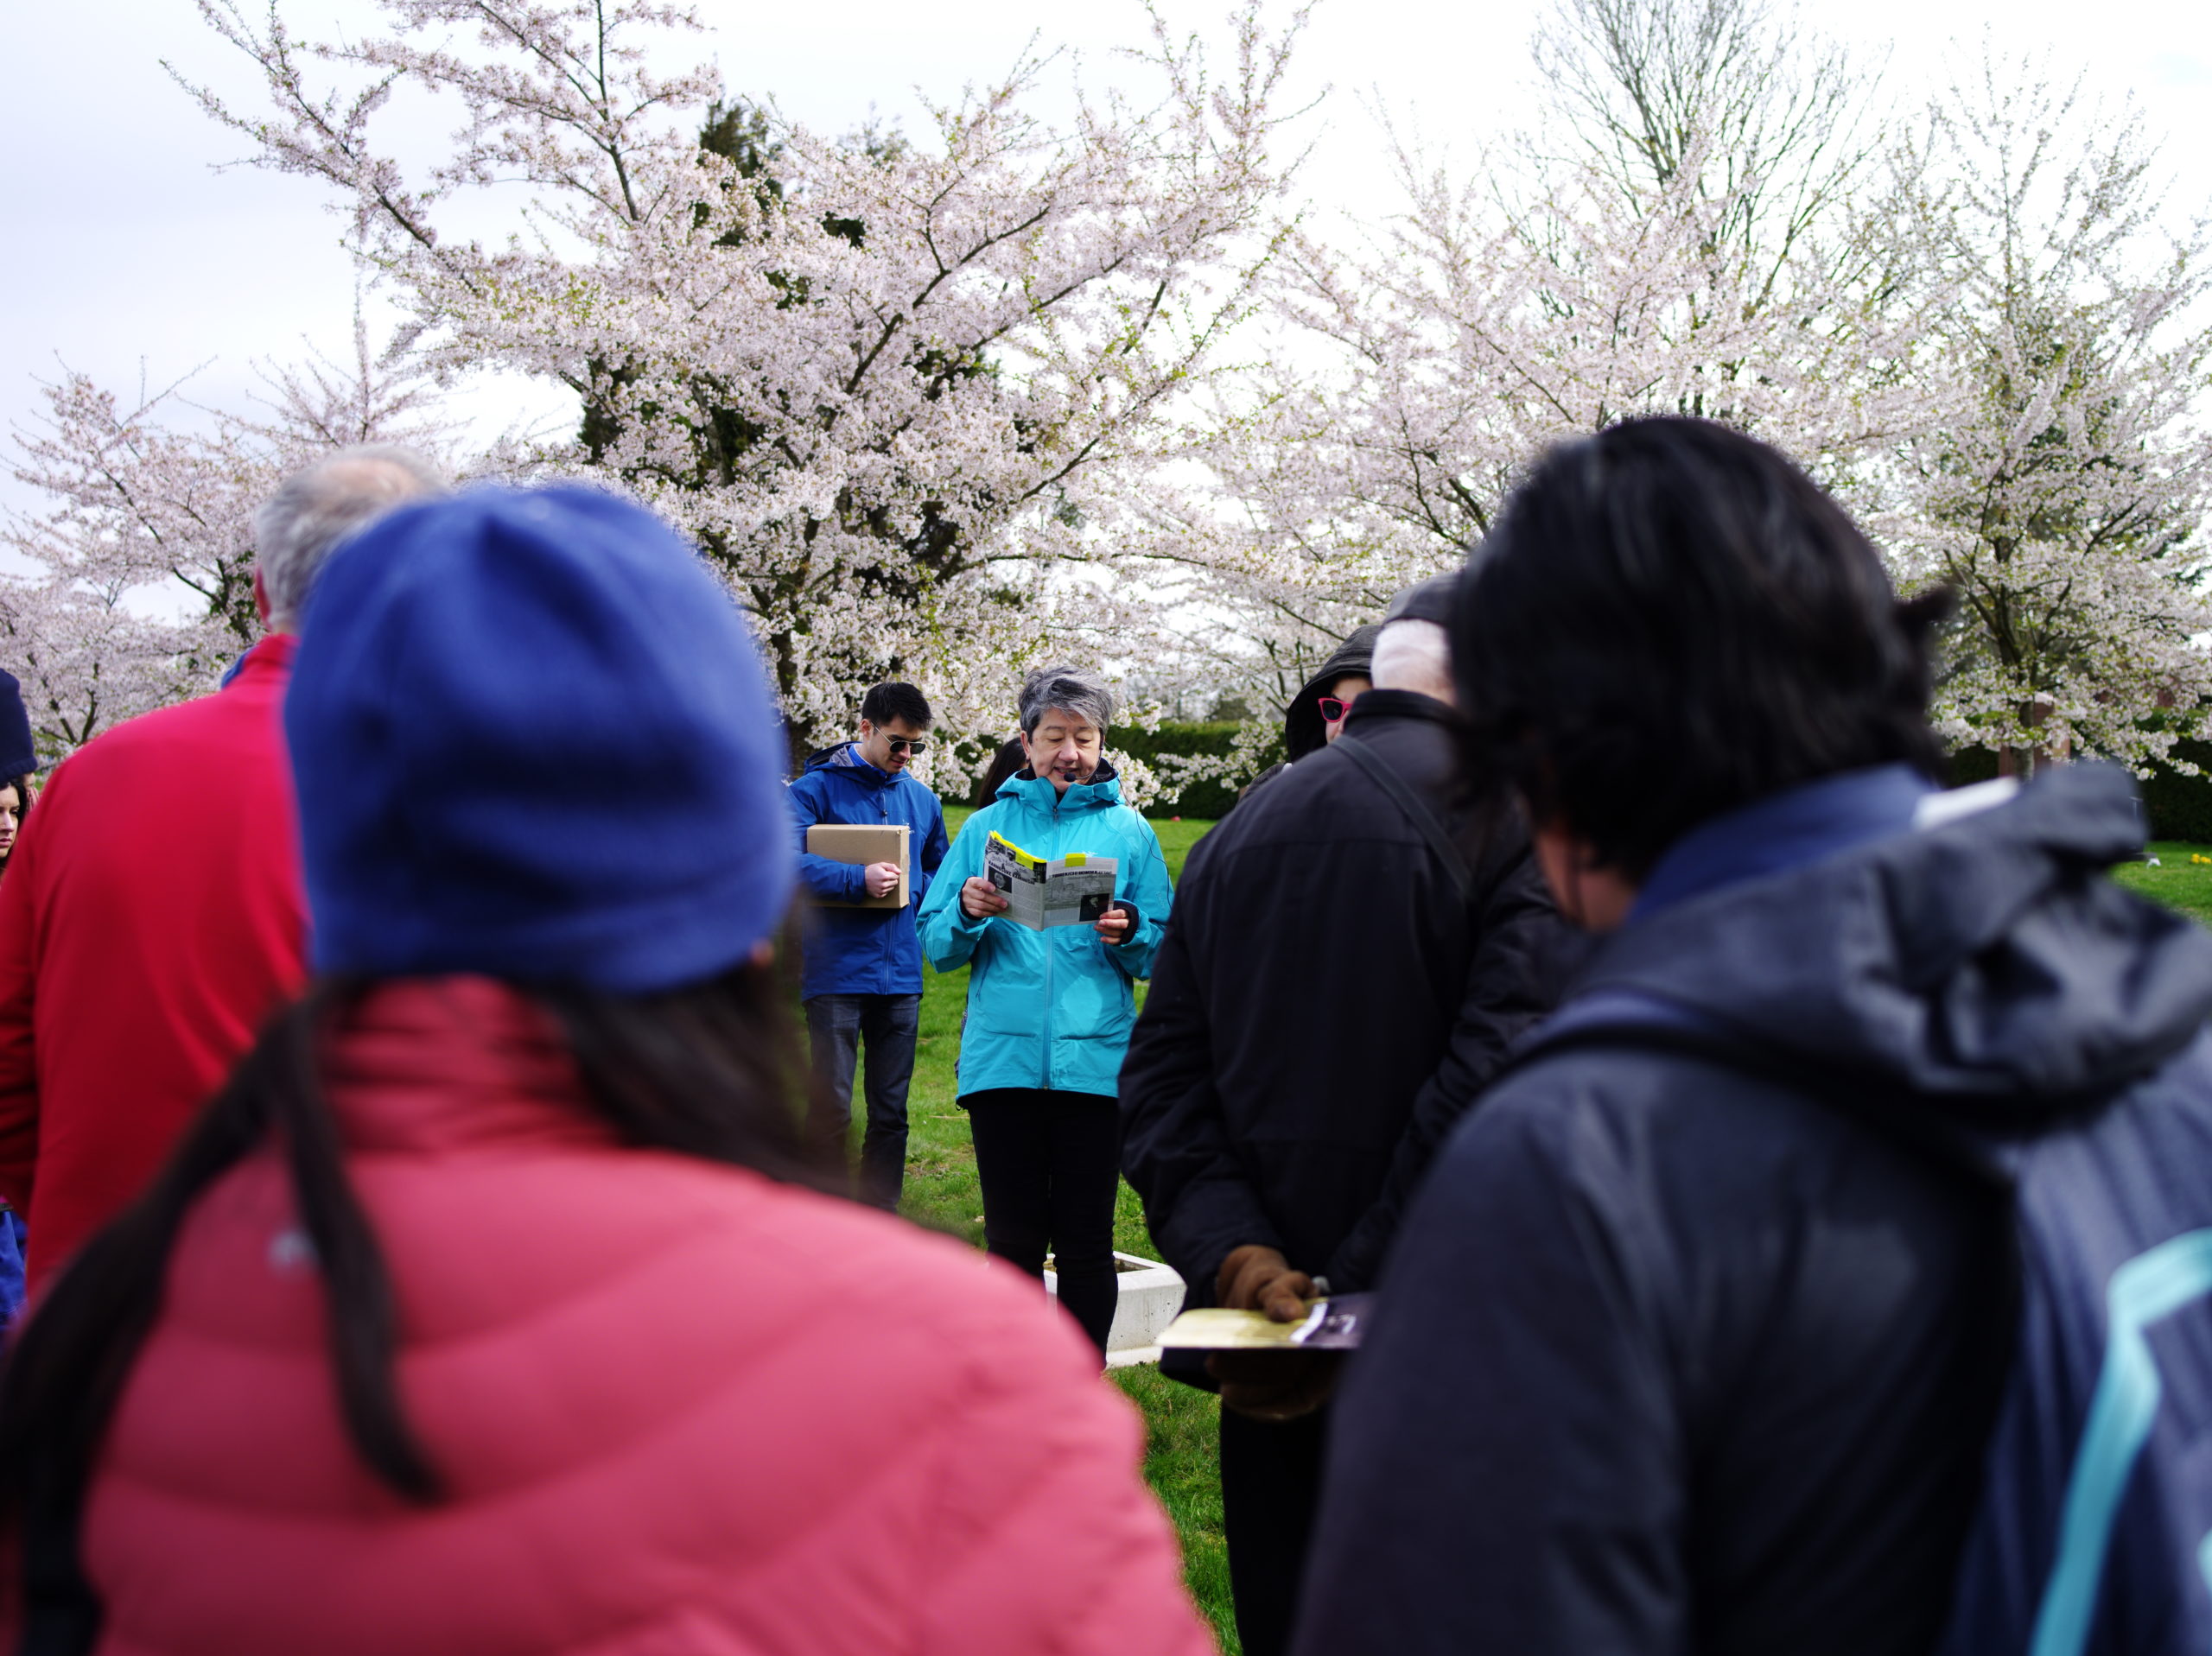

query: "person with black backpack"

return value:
[1120, 575, 1572, 1656]
[1291, 416, 2212, 1656]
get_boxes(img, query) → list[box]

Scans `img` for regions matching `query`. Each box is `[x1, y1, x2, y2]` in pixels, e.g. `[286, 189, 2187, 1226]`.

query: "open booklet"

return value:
[983, 831, 1119, 931]
[1156, 1294, 1375, 1354]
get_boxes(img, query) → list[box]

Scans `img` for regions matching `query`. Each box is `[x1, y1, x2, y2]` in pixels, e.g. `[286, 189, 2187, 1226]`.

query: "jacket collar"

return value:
[996, 756, 1122, 813]
[1630, 764, 1934, 922]
[226, 632, 296, 690]
[324, 978, 613, 1156]
[1338, 688, 1455, 734]
[804, 741, 899, 789]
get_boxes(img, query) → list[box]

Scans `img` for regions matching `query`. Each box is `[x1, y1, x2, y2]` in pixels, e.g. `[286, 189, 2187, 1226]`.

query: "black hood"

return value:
[1284, 625, 1383, 761]
[1576, 764, 2212, 1120]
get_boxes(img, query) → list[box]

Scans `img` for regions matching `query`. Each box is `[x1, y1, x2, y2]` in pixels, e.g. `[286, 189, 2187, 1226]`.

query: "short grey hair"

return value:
[1372, 619, 1455, 704]
[254, 445, 447, 631]
[1018, 663, 1117, 736]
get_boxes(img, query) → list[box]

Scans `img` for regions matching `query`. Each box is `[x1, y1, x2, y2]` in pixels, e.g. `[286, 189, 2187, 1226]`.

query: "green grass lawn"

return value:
[2112, 842, 2212, 925]
[839, 808, 1243, 1647]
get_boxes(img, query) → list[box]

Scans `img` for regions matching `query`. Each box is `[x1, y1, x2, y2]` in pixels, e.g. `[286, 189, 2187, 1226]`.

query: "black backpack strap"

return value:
[1333, 734, 1474, 906]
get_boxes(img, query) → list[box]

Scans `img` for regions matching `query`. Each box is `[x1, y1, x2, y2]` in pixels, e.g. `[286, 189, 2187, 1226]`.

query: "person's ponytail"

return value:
[0, 978, 438, 1653]
[260, 979, 443, 1503]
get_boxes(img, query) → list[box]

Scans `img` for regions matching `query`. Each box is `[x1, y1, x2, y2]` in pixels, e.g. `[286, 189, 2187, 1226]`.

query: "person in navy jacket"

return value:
[787, 682, 951, 1209]
[1288, 417, 2212, 1656]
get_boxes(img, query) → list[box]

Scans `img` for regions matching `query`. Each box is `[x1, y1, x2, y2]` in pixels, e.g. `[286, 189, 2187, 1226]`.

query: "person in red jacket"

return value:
[0, 485, 1212, 1656]
[0, 447, 445, 1291]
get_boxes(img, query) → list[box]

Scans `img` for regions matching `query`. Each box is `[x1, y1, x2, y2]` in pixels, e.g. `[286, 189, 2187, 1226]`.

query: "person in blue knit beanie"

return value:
[285, 485, 795, 987]
[0, 483, 1217, 1656]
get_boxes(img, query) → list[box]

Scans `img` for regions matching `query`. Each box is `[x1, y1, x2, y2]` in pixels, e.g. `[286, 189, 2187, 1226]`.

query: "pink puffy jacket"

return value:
[79, 979, 1212, 1656]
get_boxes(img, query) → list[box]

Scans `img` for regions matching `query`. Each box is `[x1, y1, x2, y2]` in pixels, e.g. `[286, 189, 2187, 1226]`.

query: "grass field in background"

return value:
[2113, 843, 2212, 925]
[842, 808, 2212, 1656]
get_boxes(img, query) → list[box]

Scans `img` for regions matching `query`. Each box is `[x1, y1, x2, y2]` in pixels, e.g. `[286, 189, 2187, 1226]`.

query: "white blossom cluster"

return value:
[1161, 19, 2212, 778]
[3, 315, 452, 754]
[1874, 62, 2212, 771]
[11, 0, 2212, 795]
[154, 0, 1300, 799]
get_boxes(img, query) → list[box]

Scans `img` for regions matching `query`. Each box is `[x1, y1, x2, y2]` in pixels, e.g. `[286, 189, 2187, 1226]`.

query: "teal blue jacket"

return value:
[919, 766, 1173, 1101]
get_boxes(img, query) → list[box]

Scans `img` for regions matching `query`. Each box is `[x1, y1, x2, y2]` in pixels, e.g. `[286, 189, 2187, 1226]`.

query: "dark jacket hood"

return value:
[1284, 625, 1382, 762]
[1576, 763, 2212, 1118]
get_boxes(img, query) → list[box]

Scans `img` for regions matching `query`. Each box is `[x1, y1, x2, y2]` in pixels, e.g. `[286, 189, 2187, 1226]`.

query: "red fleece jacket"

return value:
[0, 636, 307, 1288]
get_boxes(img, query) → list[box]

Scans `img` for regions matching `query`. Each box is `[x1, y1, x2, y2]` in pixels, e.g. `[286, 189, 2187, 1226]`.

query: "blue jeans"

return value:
[804, 993, 922, 1209]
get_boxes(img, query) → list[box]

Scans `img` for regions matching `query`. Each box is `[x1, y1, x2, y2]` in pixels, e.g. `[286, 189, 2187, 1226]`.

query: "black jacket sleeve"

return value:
[1322, 848, 1573, 1291]
[1117, 839, 1285, 1297]
[1290, 1080, 1688, 1656]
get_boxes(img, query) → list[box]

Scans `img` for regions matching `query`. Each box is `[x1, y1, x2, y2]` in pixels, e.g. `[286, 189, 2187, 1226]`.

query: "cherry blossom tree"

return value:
[1878, 62, 2212, 775]
[175, 0, 1306, 785]
[25, 0, 2205, 796]
[3, 314, 449, 754]
[1150, 0, 1923, 761]
[1176, 0, 2212, 791]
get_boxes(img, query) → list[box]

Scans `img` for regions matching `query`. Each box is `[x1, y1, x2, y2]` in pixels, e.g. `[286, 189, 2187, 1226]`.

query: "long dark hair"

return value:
[971, 737, 1028, 807]
[0, 946, 832, 1647]
[0, 773, 32, 875]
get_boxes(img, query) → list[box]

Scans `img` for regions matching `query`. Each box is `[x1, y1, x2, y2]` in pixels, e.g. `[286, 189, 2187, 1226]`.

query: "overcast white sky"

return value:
[5, 0, 2210, 517]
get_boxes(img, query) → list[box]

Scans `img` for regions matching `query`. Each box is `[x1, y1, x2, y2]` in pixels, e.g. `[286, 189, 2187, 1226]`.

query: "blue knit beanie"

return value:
[0, 672, 35, 779]
[284, 485, 795, 993]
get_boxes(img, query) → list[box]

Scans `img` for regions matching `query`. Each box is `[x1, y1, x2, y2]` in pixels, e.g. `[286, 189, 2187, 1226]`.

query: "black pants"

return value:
[963, 1088, 1120, 1355]
[804, 993, 921, 1210]
[1219, 1405, 1332, 1656]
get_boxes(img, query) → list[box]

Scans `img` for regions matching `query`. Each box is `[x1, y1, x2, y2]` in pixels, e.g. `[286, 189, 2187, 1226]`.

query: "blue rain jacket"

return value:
[918, 765, 1172, 1101]
[787, 743, 950, 999]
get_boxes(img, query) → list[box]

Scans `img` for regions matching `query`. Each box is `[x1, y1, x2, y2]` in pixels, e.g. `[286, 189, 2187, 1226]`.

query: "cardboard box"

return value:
[805, 823, 910, 909]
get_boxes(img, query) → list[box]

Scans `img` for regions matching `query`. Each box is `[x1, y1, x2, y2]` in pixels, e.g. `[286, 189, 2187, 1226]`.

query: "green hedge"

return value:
[1111, 722, 1284, 819]
[1115, 728, 2212, 839]
[2138, 745, 2212, 842]
[1949, 745, 2212, 842]
[1946, 748, 2002, 788]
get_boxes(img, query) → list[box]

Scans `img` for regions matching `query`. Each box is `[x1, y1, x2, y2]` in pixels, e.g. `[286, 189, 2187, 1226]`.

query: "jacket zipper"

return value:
[1040, 786, 1058, 1090]
[874, 775, 887, 970]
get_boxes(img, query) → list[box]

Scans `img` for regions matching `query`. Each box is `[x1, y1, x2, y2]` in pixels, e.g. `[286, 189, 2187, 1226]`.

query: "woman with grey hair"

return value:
[918, 665, 1175, 1356]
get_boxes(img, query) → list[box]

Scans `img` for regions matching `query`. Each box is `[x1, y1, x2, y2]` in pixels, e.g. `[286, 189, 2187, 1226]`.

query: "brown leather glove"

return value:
[1210, 1245, 1338, 1421]
[1210, 1348, 1345, 1423]
[1216, 1244, 1315, 1323]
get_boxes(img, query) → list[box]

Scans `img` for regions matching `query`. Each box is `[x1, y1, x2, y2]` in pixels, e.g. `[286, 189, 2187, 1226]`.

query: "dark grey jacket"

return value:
[1120, 690, 1573, 1299]
[1292, 763, 2212, 1656]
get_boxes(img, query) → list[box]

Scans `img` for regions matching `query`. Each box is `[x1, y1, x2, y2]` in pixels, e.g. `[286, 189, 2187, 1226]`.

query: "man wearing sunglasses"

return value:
[788, 682, 952, 1209]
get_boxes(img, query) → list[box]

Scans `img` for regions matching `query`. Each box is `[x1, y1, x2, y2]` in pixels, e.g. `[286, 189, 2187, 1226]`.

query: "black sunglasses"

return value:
[885, 736, 930, 755]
